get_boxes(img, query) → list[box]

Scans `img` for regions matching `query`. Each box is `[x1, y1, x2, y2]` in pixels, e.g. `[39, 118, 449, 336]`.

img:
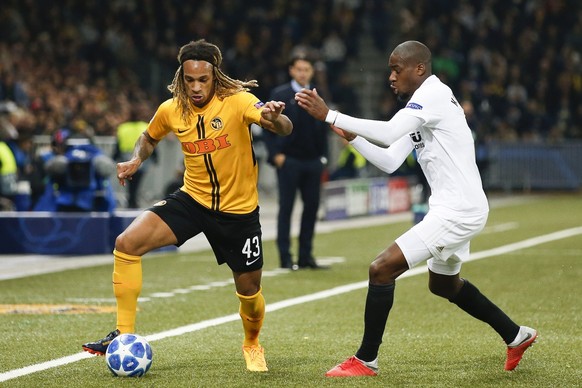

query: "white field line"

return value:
[481, 222, 519, 234]
[1, 226, 581, 383]
[66, 257, 348, 304]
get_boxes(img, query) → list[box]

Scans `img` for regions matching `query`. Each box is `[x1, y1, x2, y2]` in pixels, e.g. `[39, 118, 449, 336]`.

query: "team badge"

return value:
[210, 117, 223, 130]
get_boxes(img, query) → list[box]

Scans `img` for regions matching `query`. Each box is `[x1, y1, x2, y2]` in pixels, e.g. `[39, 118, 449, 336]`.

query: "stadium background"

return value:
[1, 0, 581, 207]
[0, 2, 581, 386]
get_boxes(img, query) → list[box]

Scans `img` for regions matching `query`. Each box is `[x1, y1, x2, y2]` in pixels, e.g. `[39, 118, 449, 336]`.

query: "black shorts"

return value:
[148, 190, 263, 273]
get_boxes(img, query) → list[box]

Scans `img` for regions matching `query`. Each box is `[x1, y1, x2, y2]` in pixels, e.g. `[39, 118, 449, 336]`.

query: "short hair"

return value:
[288, 46, 317, 67]
[393, 41, 432, 68]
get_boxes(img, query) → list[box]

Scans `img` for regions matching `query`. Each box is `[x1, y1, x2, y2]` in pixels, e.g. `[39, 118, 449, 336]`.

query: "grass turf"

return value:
[0, 193, 581, 387]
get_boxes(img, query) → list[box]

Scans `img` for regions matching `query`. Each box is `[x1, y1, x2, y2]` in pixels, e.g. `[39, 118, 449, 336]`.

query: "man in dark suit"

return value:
[265, 52, 328, 269]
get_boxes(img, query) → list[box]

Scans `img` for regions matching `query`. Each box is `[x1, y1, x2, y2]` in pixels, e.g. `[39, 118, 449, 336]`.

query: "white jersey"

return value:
[330, 75, 488, 217]
[400, 75, 488, 215]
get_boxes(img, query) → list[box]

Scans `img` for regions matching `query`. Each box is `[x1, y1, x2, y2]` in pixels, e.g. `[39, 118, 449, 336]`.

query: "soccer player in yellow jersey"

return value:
[82, 39, 293, 372]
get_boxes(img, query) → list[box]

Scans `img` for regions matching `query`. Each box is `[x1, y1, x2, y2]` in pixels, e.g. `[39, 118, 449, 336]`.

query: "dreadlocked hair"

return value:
[167, 39, 258, 126]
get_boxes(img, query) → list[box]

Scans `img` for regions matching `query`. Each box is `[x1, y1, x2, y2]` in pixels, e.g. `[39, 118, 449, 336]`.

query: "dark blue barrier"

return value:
[0, 211, 176, 255]
[485, 143, 582, 190]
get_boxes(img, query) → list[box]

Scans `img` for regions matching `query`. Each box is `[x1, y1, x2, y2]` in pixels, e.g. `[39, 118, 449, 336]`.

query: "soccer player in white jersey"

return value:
[295, 40, 537, 377]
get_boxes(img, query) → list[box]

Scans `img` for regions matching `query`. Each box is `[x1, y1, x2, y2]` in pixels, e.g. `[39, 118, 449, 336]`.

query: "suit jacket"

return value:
[264, 82, 328, 165]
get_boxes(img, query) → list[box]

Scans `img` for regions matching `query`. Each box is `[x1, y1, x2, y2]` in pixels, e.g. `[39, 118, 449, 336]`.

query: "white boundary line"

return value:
[1, 226, 581, 382]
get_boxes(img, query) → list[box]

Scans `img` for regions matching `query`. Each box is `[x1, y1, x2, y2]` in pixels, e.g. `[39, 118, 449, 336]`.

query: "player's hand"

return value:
[261, 100, 292, 136]
[117, 159, 141, 186]
[261, 100, 286, 121]
[330, 125, 357, 141]
[294, 88, 329, 121]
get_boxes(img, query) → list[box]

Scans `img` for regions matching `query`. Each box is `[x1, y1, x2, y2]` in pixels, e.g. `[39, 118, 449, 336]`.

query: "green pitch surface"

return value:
[1, 194, 581, 387]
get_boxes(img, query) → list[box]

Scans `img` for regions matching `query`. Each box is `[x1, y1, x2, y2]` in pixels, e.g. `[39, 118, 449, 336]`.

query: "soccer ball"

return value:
[105, 333, 153, 377]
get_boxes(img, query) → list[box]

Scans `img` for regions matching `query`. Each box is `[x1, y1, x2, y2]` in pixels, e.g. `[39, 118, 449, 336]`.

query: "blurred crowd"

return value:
[0, 0, 363, 139]
[377, 0, 582, 142]
[0, 0, 363, 209]
[0, 0, 580, 210]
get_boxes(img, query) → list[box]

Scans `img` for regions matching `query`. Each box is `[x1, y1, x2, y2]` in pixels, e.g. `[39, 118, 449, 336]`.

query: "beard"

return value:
[396, 92, 411, 103]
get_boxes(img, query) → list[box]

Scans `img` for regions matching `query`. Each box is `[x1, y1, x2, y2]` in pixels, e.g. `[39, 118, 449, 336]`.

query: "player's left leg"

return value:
[234, 270, 267, 372]
[430, 269, 521, 343]
[234, 270, 264, 347]
[212, 206, 268, 371]
[429, 260, 537, 370]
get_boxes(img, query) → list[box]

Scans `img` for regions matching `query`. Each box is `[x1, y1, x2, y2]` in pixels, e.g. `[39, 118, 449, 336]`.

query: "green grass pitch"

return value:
[0, 193, 581, 387]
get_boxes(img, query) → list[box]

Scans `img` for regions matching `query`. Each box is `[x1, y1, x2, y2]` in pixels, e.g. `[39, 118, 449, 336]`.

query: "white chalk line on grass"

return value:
[2, 225, 581, 383]
[66, 257, 348, 304]
[481, 222, 519, 234]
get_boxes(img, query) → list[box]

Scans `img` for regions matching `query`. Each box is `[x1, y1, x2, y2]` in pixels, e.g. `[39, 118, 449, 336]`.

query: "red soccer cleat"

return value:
[505, 327, 538, 371]
[325, 356, 378, 377]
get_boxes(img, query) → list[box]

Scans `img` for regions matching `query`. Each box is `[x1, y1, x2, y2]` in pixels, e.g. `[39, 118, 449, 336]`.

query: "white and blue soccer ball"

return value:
[105, 333, 153, 377]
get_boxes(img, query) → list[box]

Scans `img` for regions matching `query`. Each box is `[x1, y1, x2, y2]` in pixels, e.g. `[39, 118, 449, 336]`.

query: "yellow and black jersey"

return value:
[147, 92, 264, 214]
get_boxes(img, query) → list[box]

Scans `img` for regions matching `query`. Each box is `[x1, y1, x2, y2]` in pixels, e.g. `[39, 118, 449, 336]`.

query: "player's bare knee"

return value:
[233, 271, 262, 296]
[114, 232, 136, 255]
[368, 260, 382, 280]
[235, 283, 261, 297]
[369, 258, 398, 283]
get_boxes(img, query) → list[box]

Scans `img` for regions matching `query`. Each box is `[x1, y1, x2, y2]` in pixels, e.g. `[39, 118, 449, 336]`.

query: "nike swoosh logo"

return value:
[246, 257, 260, 266]
[178, 128, 188, 133]
[518, 332, 532, 345]
[511, 332, 533, 348]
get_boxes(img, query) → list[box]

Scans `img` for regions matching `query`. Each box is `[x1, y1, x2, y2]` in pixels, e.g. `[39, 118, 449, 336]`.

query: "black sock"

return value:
[355, 283, 395, 362]
[449, 279, 520, 344]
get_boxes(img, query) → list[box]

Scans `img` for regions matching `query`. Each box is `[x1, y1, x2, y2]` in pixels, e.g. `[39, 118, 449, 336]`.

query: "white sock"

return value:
[355, 355, 379, 372]
[508, 326, 534, 347]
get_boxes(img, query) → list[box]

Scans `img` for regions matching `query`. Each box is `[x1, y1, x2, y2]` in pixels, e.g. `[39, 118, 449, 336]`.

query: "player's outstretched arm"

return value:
[260, 100, 293, 136]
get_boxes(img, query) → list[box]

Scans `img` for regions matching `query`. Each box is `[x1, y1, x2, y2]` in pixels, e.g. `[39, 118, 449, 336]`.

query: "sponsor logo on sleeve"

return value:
[406, 102, 423, 110]
[254, 101, 265, 109]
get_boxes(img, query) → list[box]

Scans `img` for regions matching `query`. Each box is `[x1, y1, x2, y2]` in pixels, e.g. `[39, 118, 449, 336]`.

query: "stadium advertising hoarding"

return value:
[323, 177, 410, 220]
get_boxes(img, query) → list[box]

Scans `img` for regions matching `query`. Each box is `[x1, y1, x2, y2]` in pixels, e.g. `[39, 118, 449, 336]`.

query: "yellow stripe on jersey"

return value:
[147, 92, 263, 214]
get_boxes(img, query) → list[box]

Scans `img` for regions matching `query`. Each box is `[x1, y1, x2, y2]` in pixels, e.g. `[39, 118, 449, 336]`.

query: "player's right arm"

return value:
[296, 88, 423, 147]
[117, 131, 159, 186]
[117, 100, 171, 186]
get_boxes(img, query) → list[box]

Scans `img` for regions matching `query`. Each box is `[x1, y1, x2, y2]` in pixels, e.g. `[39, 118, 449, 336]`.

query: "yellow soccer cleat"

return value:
[242, 344, 268, 372]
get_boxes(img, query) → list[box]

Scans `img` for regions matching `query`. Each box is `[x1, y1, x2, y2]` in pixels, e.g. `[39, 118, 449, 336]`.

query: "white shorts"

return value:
[395, 211, 488, 276]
